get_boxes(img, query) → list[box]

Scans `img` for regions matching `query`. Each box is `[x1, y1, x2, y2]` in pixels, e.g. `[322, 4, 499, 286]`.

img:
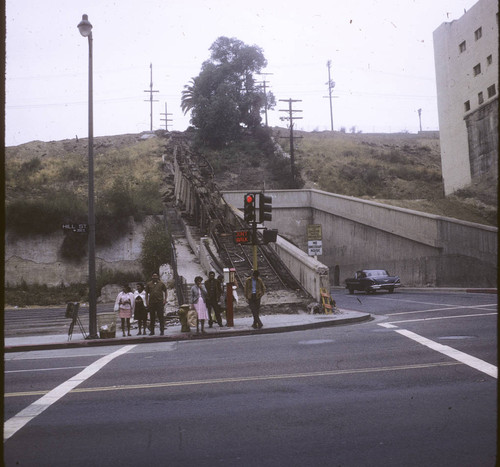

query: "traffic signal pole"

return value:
[252, 223, 258, 271]
[242, 192, 275, 271]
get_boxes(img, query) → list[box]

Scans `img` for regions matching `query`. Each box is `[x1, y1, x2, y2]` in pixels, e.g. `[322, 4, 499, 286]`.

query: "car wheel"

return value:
[388, 287, 394, 294]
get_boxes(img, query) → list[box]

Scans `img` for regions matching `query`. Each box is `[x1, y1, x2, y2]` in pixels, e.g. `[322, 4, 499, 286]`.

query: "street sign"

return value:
[307, 224, 322, 241]
[308, 239, 322, 256]
[308, 246, 323, 256]
[308, 240, 322, 247]
[62, 223, 88, 233]
[233, 230, 251, 245]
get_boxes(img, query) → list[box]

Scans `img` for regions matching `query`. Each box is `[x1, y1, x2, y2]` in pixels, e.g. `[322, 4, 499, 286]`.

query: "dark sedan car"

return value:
[345, 269, 401, 294]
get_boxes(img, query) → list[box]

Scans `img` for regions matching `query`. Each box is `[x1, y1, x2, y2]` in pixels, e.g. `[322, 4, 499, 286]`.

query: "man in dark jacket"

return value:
[244, 270, 266, 329]
[145, 273, 167, 335]
[205, 271, 223, 327]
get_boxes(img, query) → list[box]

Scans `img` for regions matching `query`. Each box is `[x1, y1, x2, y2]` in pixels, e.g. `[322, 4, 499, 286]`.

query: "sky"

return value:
[5, 0, 480, 147]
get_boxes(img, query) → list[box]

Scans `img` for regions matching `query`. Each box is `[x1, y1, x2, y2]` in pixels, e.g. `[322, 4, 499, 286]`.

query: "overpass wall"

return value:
[223, 190, 497, 288]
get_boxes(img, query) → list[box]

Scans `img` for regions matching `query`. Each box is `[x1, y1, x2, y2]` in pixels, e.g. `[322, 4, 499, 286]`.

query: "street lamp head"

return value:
[77, 14, 93, 37]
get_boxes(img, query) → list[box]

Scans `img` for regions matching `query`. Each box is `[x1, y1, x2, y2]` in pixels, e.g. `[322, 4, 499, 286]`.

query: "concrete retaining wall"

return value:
[223, 189, 497, 288]
[5, 217, 155, 287]
[270, 236, 330, 302]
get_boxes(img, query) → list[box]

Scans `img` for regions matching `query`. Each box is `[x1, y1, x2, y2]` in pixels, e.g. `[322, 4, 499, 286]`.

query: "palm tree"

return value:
[181, 79, 196, 115]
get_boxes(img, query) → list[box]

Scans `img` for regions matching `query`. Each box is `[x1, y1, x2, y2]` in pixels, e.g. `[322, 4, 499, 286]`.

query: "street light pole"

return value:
[78, 14, 98, 339]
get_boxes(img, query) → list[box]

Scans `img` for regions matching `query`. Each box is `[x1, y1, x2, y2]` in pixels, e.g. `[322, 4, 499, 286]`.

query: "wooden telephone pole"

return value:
[257, 72, 273, 127]
[143, 63, 159, 131]
[160, 102, 173, 130]
[279, 98, 302, 184]
[325, 60, 338, 132]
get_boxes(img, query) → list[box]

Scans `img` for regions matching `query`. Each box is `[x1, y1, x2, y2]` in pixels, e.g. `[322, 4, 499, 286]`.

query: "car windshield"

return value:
[365, 270, 389, 277]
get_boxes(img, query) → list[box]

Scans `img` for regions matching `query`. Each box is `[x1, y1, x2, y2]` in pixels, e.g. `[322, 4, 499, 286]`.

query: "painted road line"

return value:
[5, 366, 87, 374]
[3, 345, 136, 442]
[5, 361, 462, 398]
[378, 323, 497, 379]
[385, 303, 497, 317]
[384, 312, 496, 325]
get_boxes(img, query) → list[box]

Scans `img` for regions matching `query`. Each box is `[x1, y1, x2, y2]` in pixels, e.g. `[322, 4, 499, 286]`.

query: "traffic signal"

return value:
[259, 193, 272, 223]
[244, 193, 256, 223]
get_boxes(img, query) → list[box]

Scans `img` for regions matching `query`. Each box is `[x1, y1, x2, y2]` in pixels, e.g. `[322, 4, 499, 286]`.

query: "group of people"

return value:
[190, 271, 225, 334]
[114, 272, 167, 337]
[115, 269, 266, 337]
[190, 269, 266, 333]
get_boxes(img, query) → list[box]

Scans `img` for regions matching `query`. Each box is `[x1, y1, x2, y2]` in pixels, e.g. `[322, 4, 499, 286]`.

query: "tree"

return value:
[181, 37, 273, 147]
[140, 222, 171, 277]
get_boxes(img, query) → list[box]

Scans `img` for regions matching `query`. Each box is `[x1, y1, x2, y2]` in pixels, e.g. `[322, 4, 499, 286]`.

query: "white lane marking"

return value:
[5, 366, 87, 374]
[379, 323, 398, 329]
[378, 323, 497, 379]
[3, 345, 136, 442]
[386, 312, 497, 325]
[375, 295, 497, 308]
[385, 303, 497, 317]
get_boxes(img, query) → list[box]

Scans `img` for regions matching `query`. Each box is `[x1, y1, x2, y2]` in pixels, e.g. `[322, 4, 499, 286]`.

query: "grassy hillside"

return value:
[5, 134, 167, 241]
[5, 129, 497, 232]
[275, 129, 497, 226]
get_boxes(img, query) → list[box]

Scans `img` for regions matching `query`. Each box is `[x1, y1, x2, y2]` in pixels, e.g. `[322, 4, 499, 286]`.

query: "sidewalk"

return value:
[4, 309, 371, 353]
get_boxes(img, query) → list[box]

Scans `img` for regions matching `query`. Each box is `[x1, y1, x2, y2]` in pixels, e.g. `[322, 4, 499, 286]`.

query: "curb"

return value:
[4, 312, 372, 353]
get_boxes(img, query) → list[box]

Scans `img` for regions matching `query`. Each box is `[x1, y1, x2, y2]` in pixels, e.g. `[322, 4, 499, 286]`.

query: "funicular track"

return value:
[166, 133, 310, 298]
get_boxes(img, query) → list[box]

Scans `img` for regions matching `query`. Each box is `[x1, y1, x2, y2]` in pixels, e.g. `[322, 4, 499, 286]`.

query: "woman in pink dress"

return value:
[190, 276, 209, 334]
[114, 284, 135, 337]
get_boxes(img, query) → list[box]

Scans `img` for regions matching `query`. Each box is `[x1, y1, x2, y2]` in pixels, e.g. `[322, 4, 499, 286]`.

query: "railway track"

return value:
[165, 133, 311, 300]
[217, 233, 286, 292]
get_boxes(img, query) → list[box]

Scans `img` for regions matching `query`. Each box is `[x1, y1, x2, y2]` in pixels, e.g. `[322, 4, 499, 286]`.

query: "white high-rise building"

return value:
[433, 0, 498, 195]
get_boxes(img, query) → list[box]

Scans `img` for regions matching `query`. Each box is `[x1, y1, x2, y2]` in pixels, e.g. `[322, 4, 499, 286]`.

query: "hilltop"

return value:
[5, 129, 497, 227]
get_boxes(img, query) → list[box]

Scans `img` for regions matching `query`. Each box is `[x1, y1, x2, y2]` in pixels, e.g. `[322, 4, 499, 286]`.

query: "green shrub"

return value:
[96, 266, 143, 293]
[6, 191, 87, 236]
[19, 157, 42, 175]
[61, 232, 87, 261]
[140, 221, 172, 277]
[4, 282, 90, 307]
[57, 163, 86, 181]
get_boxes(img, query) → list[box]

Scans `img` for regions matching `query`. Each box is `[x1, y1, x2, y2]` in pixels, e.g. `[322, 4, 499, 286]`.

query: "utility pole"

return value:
[257, 72, 273, 127]
[324, 60, 338, 132]
[160, 102, 173, 131]
[144, 63, 159, 131]
[279, 98, 302, 184]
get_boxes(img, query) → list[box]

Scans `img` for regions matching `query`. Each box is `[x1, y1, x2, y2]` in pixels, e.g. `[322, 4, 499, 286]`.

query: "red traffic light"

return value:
[244, 193, 256, 223]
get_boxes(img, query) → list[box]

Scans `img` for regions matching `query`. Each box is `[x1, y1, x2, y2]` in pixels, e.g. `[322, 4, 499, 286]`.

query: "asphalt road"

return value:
[4, 291, 498, 466]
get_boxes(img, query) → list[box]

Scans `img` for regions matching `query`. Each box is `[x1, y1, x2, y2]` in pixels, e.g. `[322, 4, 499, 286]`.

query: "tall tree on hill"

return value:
[181, 36, 274, 147]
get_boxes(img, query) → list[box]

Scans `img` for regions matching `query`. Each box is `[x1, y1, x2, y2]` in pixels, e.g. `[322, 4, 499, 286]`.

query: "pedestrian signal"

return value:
[262, 228, 278, 244]
[244, 193, 256, 223]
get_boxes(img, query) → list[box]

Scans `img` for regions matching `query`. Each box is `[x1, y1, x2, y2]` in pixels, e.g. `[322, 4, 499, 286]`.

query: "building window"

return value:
[478, 92, 484, 105]
[475, 27, 482, 40]
[487, 55, 493, 65]
[487, 84, 496, 98]
[473, 63, 481, 76]
[459, 41, 466, 53]
[464, 100, 471, 112]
